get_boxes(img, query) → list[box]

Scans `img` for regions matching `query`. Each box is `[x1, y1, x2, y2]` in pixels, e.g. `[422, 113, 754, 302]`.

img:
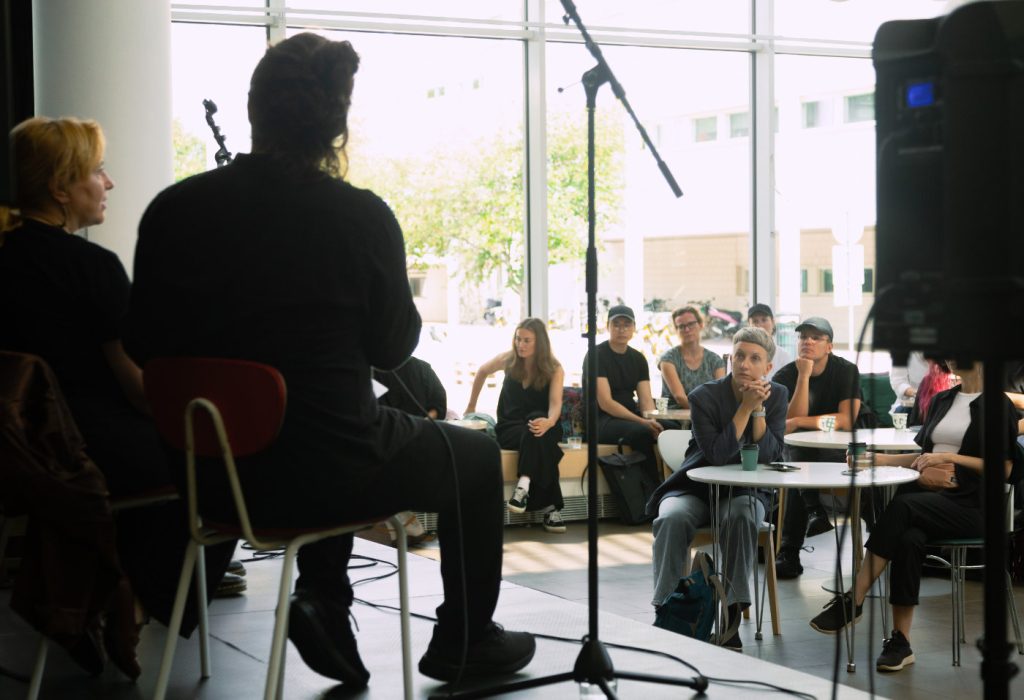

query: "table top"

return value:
[687, 462, 921, 489]
[783, 428, 921, 451]
[643, 408, 691, 421]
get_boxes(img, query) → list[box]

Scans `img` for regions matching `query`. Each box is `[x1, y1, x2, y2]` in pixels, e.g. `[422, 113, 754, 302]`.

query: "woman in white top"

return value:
[889, 351, 929, 412]
[808, 360, 1022, 673]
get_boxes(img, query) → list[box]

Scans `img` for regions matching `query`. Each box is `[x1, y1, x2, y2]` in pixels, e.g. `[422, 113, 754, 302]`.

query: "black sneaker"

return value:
[542, 510, 566, 533]
[774, 548, 804, 579]
[721, 630, 743, 652]
[227, 559, 247, 576]
[418, 623, 536, 682]
[806, 507, 835, 537]
[507, 487, 528, 514]
[877, 630, 915, 672]
[288, 589, 370, 687]
[809, 592, 863, 634]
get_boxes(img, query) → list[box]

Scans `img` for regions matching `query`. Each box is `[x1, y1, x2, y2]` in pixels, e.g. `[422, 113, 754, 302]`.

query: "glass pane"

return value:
[775, 55, 877, 352]
[774, 0, 947, 44]
[171, 23, 267, 178]
[289, 1, 523, 22]
[282, 29, 525, 417]
[547, 43, 750, 394]
[729, 111, 750, 138]
[546, 0, 751, 34]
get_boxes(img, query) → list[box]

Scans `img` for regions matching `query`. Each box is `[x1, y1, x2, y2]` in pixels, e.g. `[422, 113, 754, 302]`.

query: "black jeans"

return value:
[293, 420, 504, 643]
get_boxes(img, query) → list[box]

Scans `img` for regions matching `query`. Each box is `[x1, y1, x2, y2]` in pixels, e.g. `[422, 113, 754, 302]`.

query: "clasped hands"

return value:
[528, 416, 555, 437]
[738, 377, 771, 412]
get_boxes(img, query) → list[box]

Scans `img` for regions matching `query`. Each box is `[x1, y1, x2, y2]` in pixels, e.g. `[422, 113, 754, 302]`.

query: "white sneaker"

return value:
[507, 487, 528, 514]
[542, 510, 566, 533]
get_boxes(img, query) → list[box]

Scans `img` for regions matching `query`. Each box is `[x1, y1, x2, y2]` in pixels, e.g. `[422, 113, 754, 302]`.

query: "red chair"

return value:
[144, 357, 411, 700]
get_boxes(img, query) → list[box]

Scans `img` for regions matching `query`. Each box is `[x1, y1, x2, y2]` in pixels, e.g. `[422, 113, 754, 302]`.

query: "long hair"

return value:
[248, 32, 359, 179]
[916, 359, 955, 421]
[504, 317, 560, 391]
[1, 116, 105, 234]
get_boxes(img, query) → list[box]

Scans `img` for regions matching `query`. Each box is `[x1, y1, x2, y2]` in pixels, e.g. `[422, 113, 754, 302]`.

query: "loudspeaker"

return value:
[873, 1, 1024, 359]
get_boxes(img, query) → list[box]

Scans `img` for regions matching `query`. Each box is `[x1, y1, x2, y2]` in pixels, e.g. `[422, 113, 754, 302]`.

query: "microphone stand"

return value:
[431, 2, 697, 697]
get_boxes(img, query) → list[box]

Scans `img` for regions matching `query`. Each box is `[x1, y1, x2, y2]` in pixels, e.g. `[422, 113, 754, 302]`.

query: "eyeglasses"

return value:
[676, 321, 700, 331]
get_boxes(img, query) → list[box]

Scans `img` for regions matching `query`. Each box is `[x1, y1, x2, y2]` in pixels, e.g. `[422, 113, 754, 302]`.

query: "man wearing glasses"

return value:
[582, 305, 663, 484]
[771, 316, 875, 578]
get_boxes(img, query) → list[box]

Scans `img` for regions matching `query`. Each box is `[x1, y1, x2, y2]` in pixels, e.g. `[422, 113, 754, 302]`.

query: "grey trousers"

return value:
[652, 493, 766, 607]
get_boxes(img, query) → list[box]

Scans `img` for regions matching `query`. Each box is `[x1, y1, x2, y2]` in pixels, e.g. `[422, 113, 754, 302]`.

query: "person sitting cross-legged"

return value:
[648, 327, 788, 651]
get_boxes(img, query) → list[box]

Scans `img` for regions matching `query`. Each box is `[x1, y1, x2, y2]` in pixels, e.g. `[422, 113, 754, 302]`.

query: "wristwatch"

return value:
[751, 409, 766, 418]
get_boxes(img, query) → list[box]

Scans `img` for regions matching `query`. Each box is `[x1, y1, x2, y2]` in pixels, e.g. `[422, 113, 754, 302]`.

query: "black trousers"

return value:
[293, 420, 504, 643]
[593, 415, 661, 485]
[866, 484, 982, 606]
[496, 410, 564, 512]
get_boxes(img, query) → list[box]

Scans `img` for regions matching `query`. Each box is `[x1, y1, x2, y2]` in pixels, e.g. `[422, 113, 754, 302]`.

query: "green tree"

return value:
[172, 119, 207, 182]
[345, 112, 624, 291]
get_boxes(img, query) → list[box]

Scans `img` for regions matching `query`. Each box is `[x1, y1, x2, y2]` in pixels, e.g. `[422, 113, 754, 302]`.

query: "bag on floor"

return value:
[653, 551, 738, 645]
[596, 440, 658, 525]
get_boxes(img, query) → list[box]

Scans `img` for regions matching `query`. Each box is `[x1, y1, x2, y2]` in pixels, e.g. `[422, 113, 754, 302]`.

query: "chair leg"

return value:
[153, 539, 201, 700]
[951, 548, 962, 667]
[265, 540, 301, 700]
[194, 544, 211, 678]
[26, 635, 46, 700]
[1006, 571, 1024, 655]
[389, 514, 413, 700]
[763, 533, 781, 636]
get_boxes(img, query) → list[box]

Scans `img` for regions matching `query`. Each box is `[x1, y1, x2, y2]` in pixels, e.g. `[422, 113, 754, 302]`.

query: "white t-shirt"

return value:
[930, 391, 980, 454]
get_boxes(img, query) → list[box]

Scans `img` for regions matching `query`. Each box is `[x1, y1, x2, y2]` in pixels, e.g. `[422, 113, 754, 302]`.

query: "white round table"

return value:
[688, 462, 919, 672]
[784, 428, 921, 452]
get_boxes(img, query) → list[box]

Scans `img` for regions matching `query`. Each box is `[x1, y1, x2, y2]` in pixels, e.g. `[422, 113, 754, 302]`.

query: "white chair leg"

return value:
[154, 539, 201, 700]
[26, 635, 46, 700]
[1007, 571, 1024, 655]
[389, 515, 413, 700]
[265, 540, 300, 700]
[195, 544, 211, 678]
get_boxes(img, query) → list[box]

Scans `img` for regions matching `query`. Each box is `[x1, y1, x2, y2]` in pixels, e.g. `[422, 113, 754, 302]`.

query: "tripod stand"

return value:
[431, 2, 703, 697]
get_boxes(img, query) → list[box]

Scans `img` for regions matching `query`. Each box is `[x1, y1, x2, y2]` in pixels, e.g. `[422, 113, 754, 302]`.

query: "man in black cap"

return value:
[582, 305, 663, 484]
[747, 303, 792, 378]
[771, 316, 875, 578]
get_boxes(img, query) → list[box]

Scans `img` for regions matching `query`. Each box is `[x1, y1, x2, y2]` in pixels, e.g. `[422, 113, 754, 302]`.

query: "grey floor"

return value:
[1, 519, 1021, 699]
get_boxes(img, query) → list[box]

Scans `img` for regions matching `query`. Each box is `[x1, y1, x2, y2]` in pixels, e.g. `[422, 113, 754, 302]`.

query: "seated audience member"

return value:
[747, 303, 792, 378]
[648, 327, 787, 651]
[889, 351, 929, 414]
[465, 318, 567, 532]
[583, 305, 663, 483]
[658, 305, 726, 411]
[809, 360, 1022, 673]
[907, 358, 957, 427]
[1005, 360, 1024, 435]
[0, 116, 231, 679]
[124, 33, 534, 686]
[772, 316, 875, 579]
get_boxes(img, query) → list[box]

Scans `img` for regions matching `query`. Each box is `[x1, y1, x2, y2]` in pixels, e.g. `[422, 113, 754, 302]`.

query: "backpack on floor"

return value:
[596, 439, 659, 525]
[653, 551, 738, 645]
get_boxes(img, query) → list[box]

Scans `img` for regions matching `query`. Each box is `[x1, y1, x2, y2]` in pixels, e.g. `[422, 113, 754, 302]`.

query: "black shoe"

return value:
[721, 630, 743, 652]
[774, 549, 804, 579]
[507, 487, 528, 514]
[809, 592, 863, 634]
[418, 623, 535, 682]
[805, 507, 834, 537]
[214, 572, 247, 598]
[288, 589, 370, 687]
[876, 630, 915, 672]
[227, 559, 247, 576]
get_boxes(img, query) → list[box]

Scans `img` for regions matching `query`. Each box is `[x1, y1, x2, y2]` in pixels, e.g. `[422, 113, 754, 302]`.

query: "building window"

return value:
[845, 93, 875, 123]
[729, 111, 749, 138]
[862, 268, 874, 293]
[694, 115, 717, 142]
[801, 268, 809, 293]
[802, 100, 831, 128]
[822, 268, 834, 293]
[409, 275, 426, 297]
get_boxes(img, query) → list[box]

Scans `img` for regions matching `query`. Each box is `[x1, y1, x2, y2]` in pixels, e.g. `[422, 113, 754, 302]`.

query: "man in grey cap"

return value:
[582, 305, 663, 487]
[771, 316, 875, 578]
[747, 303, 792, 379]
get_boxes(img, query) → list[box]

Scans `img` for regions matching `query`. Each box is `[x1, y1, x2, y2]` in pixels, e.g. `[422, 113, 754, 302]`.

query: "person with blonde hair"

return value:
[466, 318, 567, 531]
[659, 305, 726, 411]
[0, 116, 232, 679]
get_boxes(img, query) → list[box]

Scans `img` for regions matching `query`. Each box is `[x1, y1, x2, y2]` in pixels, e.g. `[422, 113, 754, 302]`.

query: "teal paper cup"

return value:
[740, 444, 759, 471]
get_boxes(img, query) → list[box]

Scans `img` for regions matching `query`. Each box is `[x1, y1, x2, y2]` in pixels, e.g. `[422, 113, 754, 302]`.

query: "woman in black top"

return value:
[0, 117, 229, 679]
[465, 318, 566, 531]
[808, 360, 1022, 672]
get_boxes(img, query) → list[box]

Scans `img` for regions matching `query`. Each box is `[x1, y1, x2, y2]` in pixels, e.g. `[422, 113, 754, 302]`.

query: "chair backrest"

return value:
[658, 429, 693, 472]
[145, 358, 286, 457]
